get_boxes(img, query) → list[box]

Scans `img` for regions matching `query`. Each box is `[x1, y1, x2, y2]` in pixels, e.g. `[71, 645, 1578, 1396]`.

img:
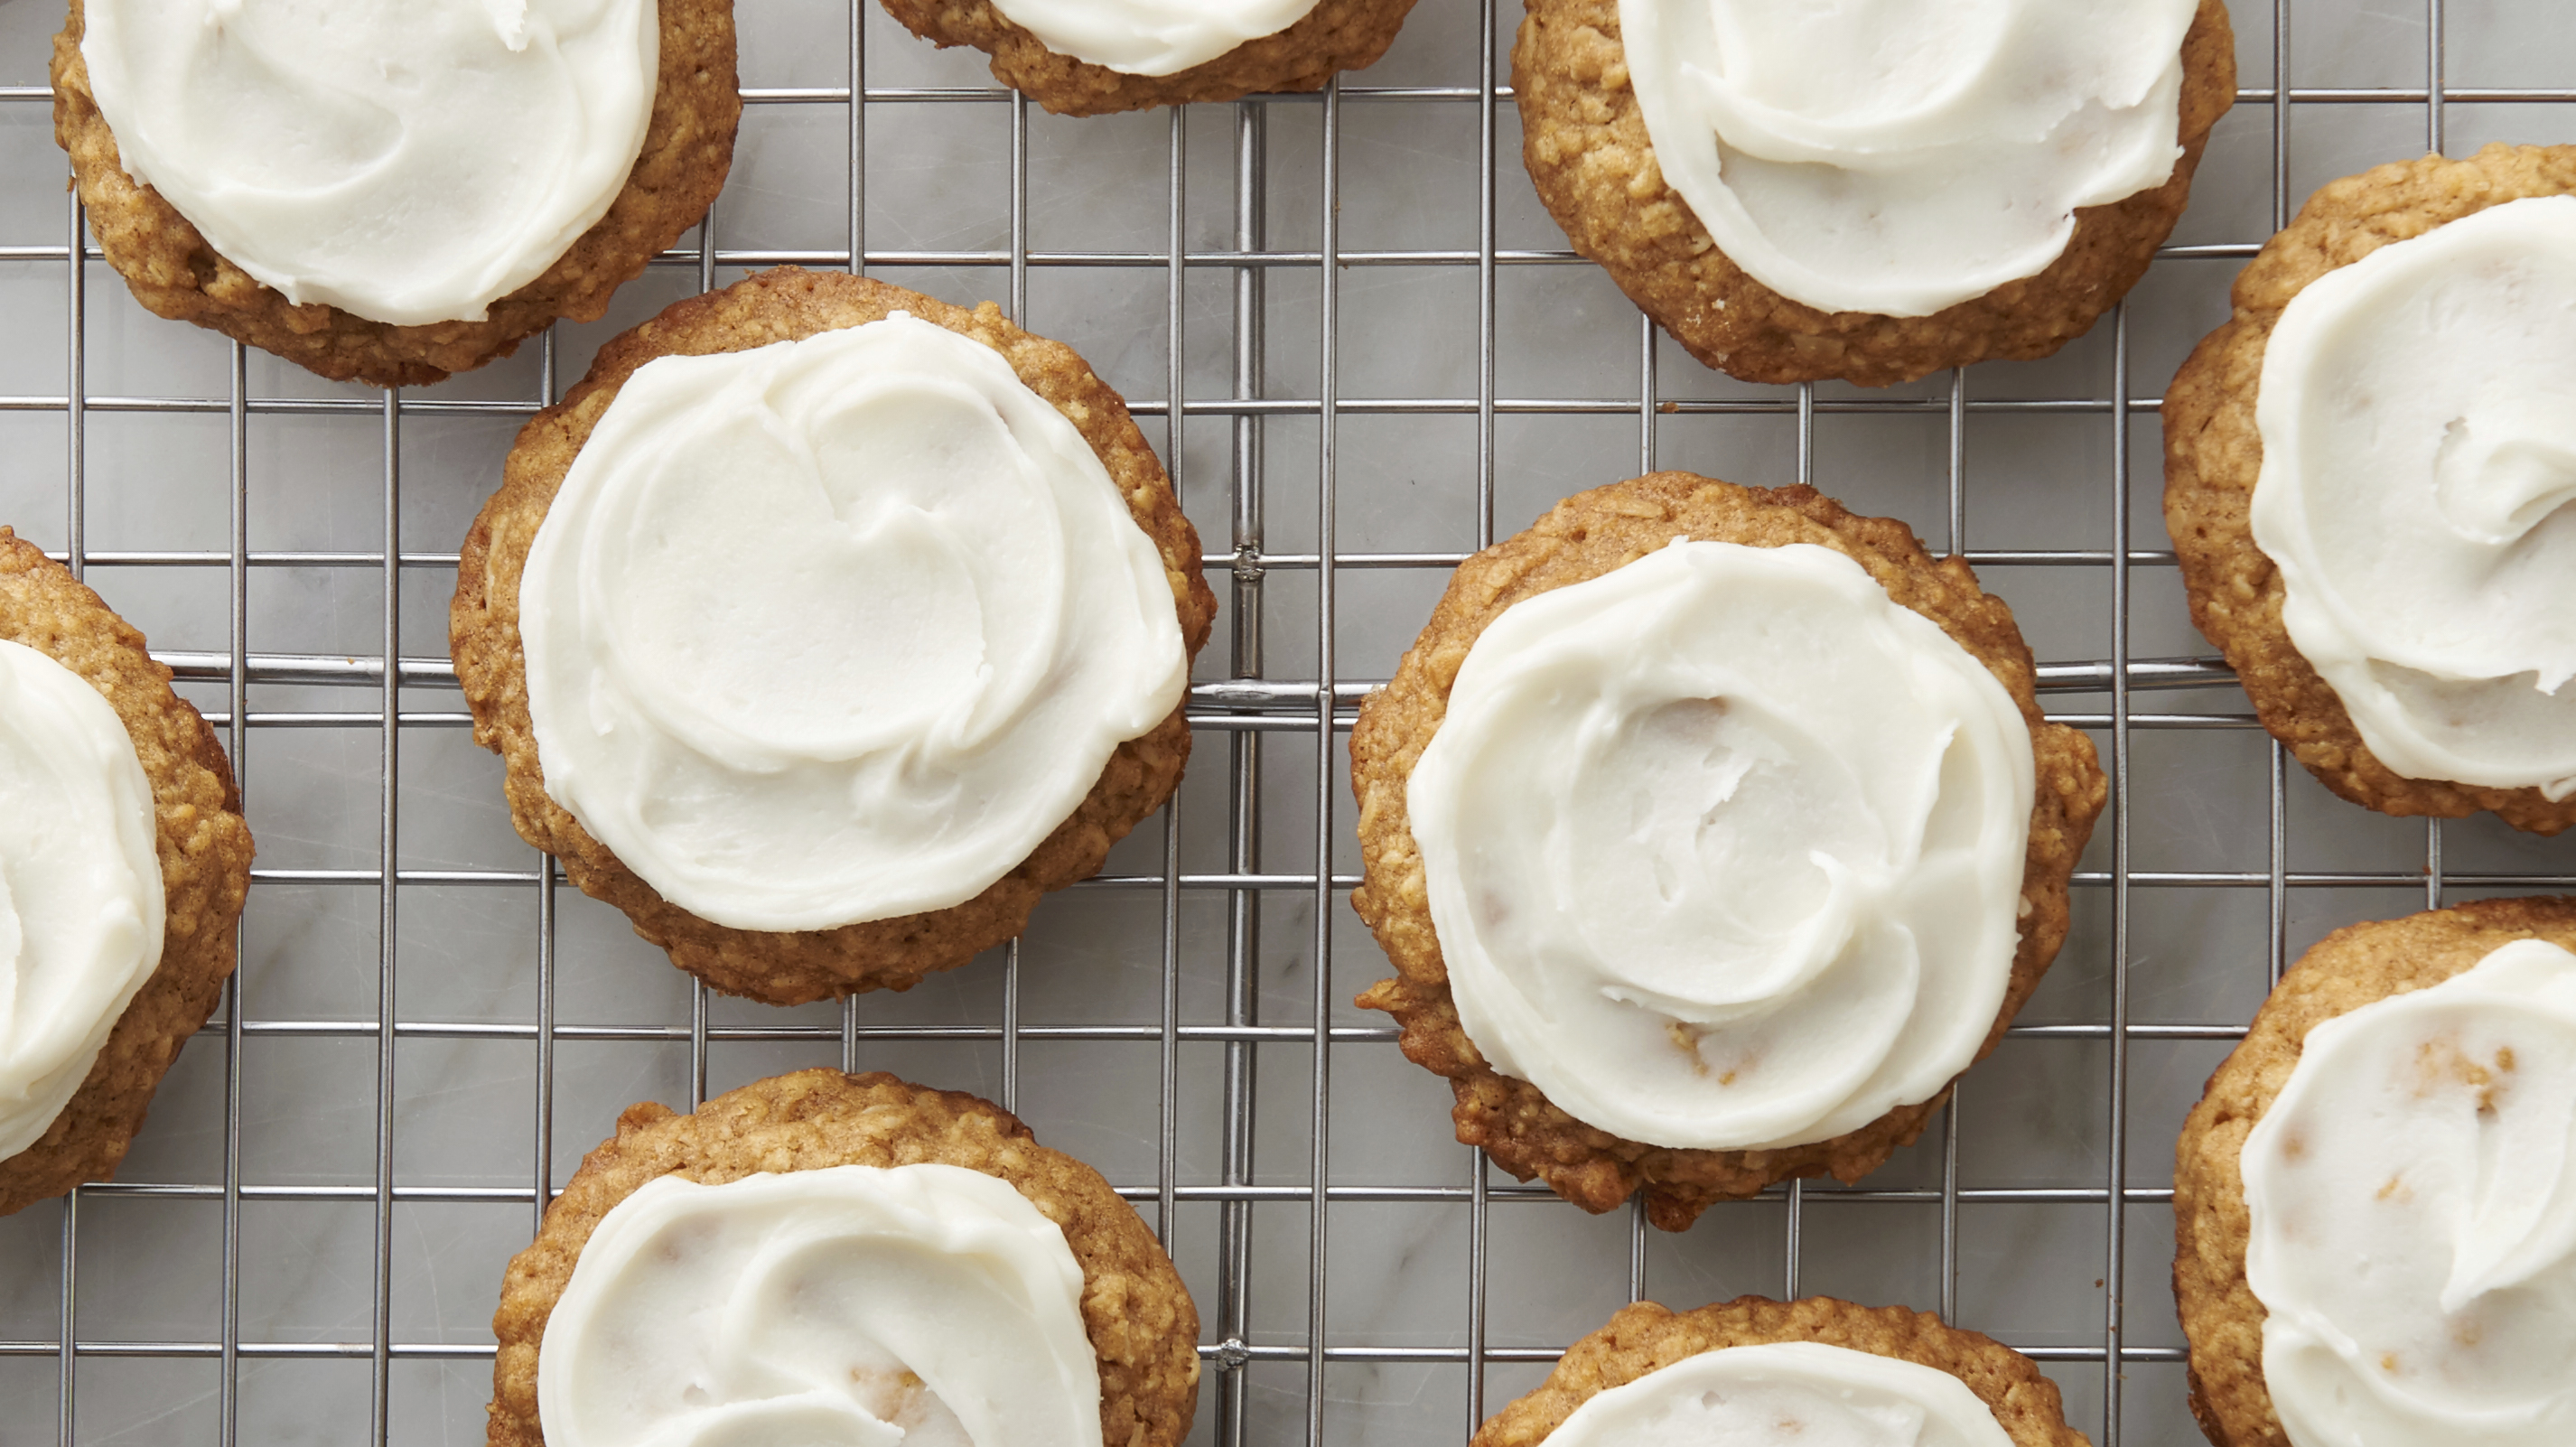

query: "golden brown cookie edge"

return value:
[484, 1069, 1201, 1447]
[1472, 1295, 2089, 1447]
[1509, 0, 2235, 387]
[1348, 473, 2106, 1228]
[450, 266, 1218, 1005]
[2170, 895, 2576, 1447]
[2161, 143, 2576, 835]
[876, 0, 1419, 116]
[0, 527, 256, 1216]
[51, 0, 742, 388]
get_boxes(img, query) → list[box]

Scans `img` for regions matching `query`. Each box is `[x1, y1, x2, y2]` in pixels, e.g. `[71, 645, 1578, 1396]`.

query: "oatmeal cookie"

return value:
[1350, 474, 2104, 1228]
[1476, 1296, 2087, 1447]
[451, 266, 1216, 1005]
[487, 1069, 1200, 1447]
[1511, 0, 2233, 387]
[2171, 896, 2576, 1447]
[880, 0, 1417, 116]
[51, 0, 739, 388]
[2163, 144, 2576, 835]
[0, 527, 255, 1216]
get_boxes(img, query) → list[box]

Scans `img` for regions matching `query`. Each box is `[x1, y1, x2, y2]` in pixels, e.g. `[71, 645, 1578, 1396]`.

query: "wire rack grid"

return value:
[3, 0, 2576, 1443]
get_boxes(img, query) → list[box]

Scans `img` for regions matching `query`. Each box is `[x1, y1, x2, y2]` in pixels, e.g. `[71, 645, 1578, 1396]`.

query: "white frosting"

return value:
[1618, 0, 2198, 316]
[984, 0, 1320, 76]
[538, 1163, 1104, 1447]
[519, 312, 1189, 933]
[2242, 938, 2576, 1447]
[2249, 196, 2576, 799]
[1408, 540, 2035, 1152]
[79, 0, 658, 327]
[1546, 1340, 2015, 1447]
[0, 640, 164, 1161]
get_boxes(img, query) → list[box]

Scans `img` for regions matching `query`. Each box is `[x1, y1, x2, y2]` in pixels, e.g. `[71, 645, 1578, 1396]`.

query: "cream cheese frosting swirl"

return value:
[1546, 1341, 2015, 1447]
[984, 0, 1321, 76]
[1618, 0, 2198, 316]
[518, 312, 1189, 934]
[0, 640, 164, 1161]
[2242, 938, 2576, 1447]
[538, 1163, 1104, 1447]
[79, 0, 658, 327]
[1407, 540, 2035, 1152]
[2249, 196, 2576, 799]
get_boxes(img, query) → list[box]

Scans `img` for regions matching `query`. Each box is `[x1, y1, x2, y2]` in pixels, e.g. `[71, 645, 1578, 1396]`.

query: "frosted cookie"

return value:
[1477, 1297, 2086, 1447]
[452, 267, 1216, 1005]
[2172, 898, 2576, 1447]
[487, 1069, 1200, 1447]
[880, 0, 1418, 116]
[0, 528, 254, 1216]
[2165, 145, 2576, 835]
[1514, 0, 2235, 387]
[1350, 475, 2104, 1228]
[51, 0, 738, 388]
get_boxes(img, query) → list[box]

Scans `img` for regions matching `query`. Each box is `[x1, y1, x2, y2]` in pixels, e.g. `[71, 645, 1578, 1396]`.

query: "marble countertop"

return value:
[3, 0, 2572, 1442]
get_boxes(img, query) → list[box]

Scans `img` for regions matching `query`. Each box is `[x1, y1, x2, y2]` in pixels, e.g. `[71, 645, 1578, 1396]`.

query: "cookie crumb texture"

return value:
[878, 0, 1418, 115]
[0, 528, 254, 1216]
[485, 1069, 1200, 1447]
[1512, 0, 2233, 387]
[1349, 474, 2105, 1228]
[2164, 143, 2576, 835]
[2171, 896, 2576, 1447]
[451, 267, 1216, 1006]
[1476, 1296, 2088, 1447]
[50, 0, 739, 388]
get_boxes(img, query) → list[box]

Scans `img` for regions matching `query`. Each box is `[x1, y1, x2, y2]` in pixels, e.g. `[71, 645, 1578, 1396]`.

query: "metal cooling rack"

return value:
[4, 0, 2575, 1442]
